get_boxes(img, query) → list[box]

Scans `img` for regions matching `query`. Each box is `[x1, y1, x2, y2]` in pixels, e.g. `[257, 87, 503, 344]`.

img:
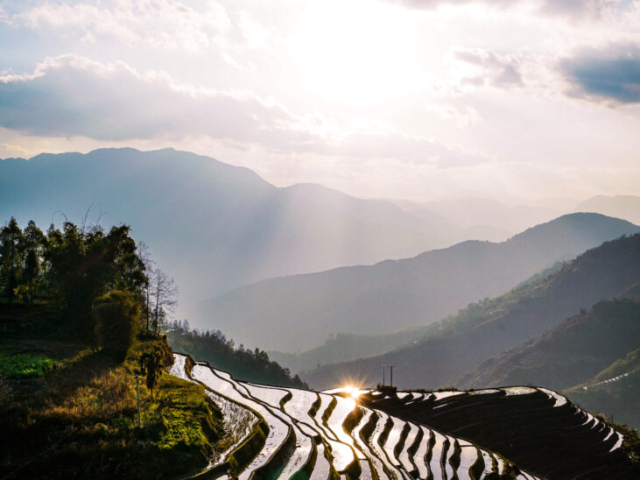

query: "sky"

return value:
[1, 0, 639, 203]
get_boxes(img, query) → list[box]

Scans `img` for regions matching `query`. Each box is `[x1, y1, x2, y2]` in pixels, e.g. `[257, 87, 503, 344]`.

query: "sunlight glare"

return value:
[343, 385, 362, 399]
[290, 0, 422, 103]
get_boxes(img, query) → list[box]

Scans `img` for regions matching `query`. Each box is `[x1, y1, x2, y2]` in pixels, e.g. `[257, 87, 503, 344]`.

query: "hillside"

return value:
[165, 321, 308, 388]
[193, 213, 640, 352]
[0, 306, 227, 480]
[457, 299, 640, 392]
[360, 387, 638, 480]
[0, 148, 506, 309]
[168, 352, 640, 480]
[302, 233, 640, 390]
[267, 328, 421, 374]
[566, 349, 640, 429]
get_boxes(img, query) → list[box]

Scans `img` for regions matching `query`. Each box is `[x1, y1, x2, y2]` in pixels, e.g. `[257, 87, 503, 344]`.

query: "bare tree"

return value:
[150, 267, 178, 333]
[137, 242, 155, 333]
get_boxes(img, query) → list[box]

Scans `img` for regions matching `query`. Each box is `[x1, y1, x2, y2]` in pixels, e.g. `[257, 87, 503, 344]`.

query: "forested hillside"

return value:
[458, 298, 640, 390]
[0, 218, 227, 479]
[166, 321, 308, 388]
[303, 234, 640, 390]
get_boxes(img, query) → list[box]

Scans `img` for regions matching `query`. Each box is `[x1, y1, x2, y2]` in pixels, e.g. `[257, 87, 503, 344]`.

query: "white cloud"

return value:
[449, 48, 524, 91]
[0, 55, 488, 167]
[17, 0, 232, 53]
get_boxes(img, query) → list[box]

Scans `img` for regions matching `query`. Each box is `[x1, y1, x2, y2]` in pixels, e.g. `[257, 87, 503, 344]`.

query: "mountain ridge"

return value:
[193, 213, 640, 352]
[1, 147, 509, 312]
[301, 233, 640, 390]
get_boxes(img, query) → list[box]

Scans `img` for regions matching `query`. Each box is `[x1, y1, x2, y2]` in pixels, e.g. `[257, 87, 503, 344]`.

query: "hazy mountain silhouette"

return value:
[266, 328, 421, 374]
[575, 194, 640, 225]
[392, 195, 573, 233]
[192, 213, 640, 353]
[302, 233, 640, 389]
[0, 147, 505, 307]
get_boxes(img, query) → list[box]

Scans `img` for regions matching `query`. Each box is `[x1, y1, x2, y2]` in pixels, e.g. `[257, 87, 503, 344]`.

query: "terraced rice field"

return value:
[360, 387, 631, 480]
[169, 353, 548, 480]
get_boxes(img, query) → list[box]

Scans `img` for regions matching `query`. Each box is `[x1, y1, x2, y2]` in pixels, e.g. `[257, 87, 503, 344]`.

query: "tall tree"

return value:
[0, 217, 24, 304]
[93, 290, 140, 362]
[46, 222, 146, 335]
[19, 221, 47, 306]
[150, 267, 178, 333]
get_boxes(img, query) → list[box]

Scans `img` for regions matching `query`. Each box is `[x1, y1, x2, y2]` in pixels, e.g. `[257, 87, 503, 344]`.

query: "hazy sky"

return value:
[1, 0, 639, 202]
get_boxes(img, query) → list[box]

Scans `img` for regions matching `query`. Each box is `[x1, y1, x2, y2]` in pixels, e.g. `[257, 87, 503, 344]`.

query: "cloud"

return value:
[0, 55, 301, 146]
[383, 0, 508, 9]
[561, 43, 640, 104]
[384, 0, 619, 17]
[0, 55, 488, 167]
[15, 1, 232, 52]
[540, 0, 619, 18]
[451, 48, 524, 90]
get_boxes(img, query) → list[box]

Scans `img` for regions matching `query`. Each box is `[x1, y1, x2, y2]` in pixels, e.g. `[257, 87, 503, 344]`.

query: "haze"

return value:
[1, 0, 640, 203]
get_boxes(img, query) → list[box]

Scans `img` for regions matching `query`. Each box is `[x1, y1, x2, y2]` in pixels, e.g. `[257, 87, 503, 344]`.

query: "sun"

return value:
[289, 0, 423, 104]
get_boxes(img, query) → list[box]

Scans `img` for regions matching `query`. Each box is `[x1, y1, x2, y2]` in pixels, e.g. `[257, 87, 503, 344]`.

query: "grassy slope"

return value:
[565, 349, 640, 429]
[0, 308, 225, 480]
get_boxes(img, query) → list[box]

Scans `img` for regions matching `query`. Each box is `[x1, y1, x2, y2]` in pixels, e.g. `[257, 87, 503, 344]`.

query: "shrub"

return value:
[93, 290, 140, 362]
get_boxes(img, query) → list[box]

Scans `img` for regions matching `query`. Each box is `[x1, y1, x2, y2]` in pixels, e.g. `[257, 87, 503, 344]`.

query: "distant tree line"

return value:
[0, 217, 176, 359]
[166, 320, 308, 389]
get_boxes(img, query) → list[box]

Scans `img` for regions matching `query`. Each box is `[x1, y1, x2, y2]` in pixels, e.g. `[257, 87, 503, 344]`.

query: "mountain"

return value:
[414, 195, 570, 232]
[302, 233, 640, 390]
[267, 328, 421, 374]
[382, 198, 514, 241]
[192, 213, 640, 353]
[566, 348, 640, 429]
[0, 147, 503, 309]
[575, 194, 640, 225]
[457, 298, 640, 392]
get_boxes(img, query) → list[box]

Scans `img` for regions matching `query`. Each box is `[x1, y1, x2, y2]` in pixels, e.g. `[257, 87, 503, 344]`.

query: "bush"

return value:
[93, 290, 139, 362]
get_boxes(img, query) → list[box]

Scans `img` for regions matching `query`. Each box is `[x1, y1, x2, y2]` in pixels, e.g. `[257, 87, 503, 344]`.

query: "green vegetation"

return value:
[167, 321, 308, 389]
[0, 218, 228, 479]
[0, 324, 225, 480]
[0, 351, 58, 379]
[94, 290, 140, 362]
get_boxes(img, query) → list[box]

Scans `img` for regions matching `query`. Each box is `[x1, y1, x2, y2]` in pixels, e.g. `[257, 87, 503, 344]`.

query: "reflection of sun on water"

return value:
[343, 385, 362, 400]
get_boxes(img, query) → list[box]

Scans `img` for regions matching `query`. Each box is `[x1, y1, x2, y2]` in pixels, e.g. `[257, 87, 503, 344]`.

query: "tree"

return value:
[149, 267, 178, 333]
[0, 217, 24, 304]
[139, 347, 163, 399]
[136, 242, 155, 333]
[16, 249, 41, 306]
[93, 290, 140, 362]
[46, 222, 146, 336]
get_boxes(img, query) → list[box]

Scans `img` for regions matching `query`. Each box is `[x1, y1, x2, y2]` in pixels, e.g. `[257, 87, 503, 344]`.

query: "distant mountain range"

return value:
[193, 213, 640, 352]
[0, 148, 507, 306]
[302, 233, 640, 391]
[574, 194, 640, 225]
